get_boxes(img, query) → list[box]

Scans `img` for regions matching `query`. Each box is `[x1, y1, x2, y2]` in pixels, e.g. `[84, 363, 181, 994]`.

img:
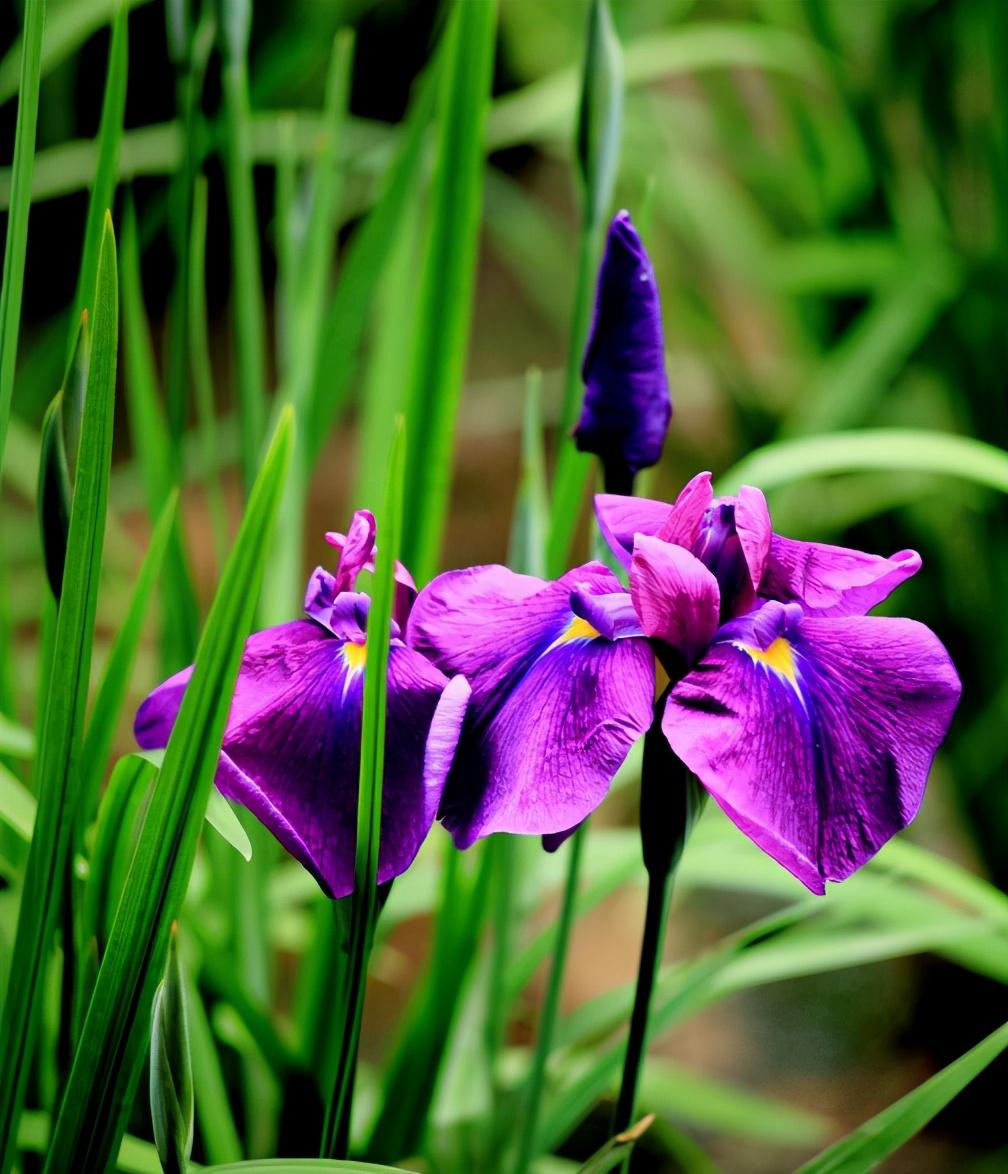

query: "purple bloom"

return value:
[135, 511, 470, 898]
[573, 210, 672, 493]
[596, 474, 961, 892]
[409, 564, 655, 848]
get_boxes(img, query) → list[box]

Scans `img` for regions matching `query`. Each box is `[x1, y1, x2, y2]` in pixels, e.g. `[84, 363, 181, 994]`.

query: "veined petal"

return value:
[570, 589, 644, 640]
[630, 535, 720, 663]
[662, 600, 961, 892]
[734, 484, 771, 590]
[594, 494, 674, 568]
[303, 573, 371, 639]
[325, 520, 418, 628]
[763, 536, 922, 617]
[135, 620, 459, 897]
[411, 563, 655, 847]
[656, 471, 714, 548]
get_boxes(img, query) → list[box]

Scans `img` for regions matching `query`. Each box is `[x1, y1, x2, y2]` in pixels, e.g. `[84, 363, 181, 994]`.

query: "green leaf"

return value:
[16, 1112, 165, 1174]
[183, 965, 243, 1165]
[718, 429, 1008, 497]
[321, 419, 405, 1157]
[575, 1115, 654, 1174]
[203, 1162, 415, 1173]
[67, 0, 127, 365]
[0, 713, 34, 759]
[575, 0, 623, 233]
[77, 491, 178, 816]
[0, 0, 44, 478]
[0, 213, 118, 1171]
[400, 0, 497, 584]
[205, 791, 253, 862]
[219, 0, 268, 495]
[36, 391, 71, 599]
[44, 407, 293, 1173]
[0, 761, 35, 840]
[507, 367, 549, 579]
[797, 1021, 1008, 1174]
[150, 925, 194, 1174]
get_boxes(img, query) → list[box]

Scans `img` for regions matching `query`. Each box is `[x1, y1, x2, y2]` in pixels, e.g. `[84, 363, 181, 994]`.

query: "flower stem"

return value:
[512, 822, 587, 1174]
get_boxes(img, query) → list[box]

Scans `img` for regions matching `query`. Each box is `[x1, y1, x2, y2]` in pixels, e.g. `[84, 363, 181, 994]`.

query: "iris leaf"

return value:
[796, 1020, 1008, 1174]
[400, 0, 497, 584]
[43, 407, 293, 1172]
[0, 213, 118, 1170]
[0, 0, 44, 477]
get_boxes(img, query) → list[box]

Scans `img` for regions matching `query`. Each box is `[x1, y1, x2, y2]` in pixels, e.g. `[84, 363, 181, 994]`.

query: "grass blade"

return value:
[0, 0, 45, 479]
[400, 0, 497, 584]
[44, 407, 293, 1173]
[321, 419, 406, 1157]
[77, 491, 178, 815]
[219, 0, 269, 495]
[36, 390, 71, 598]
[66, 0, 127, 366]
[0, 213, 118, 1171]
[797, 1021, 1008, 1174]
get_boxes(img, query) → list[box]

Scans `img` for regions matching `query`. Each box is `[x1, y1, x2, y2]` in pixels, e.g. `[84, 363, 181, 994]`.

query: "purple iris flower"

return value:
[414, 474, 960, 894]
[573, 210, 672, 494]
[134, 510, 470, 898]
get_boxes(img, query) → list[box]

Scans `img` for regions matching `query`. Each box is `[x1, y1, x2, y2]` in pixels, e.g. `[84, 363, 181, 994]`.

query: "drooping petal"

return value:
[410, 563, 655, 847]
[762, 536, 922, 617]
[656, 471, 714, 548]
[661, 601, 961, 893]
[135, 620, 463, 897]
[574, 211, 671, 488]
[629, 535, 720, 663]
[594, 494, 674, 568]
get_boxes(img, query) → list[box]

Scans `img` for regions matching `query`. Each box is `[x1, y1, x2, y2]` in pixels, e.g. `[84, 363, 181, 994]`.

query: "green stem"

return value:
[611, 863, 674, 1139]
[512, 821, 586, 1174]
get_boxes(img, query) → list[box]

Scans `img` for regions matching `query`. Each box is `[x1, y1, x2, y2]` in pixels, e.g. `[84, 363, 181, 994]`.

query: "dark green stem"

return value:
[512, 822, 586, 1174]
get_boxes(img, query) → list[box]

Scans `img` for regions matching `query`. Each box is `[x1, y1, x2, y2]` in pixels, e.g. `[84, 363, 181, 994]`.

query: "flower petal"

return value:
[136, 620, 458, 897]
[411, 563, 655, 847]
[762, 536, 922, 617]
[574, 211, 671, 485]
[629, 535, 720, 663]
[733, 484, 772, 590]
[656, 471, 714, 548]
[303, 574, 372, 639]
[325, 518, 418, 628]
[662, 601, 961, 892]
[594, 494, 674, 568]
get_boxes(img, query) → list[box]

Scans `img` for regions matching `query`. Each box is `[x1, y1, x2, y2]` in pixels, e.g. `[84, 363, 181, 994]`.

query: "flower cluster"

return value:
[136, 213, 960, 897]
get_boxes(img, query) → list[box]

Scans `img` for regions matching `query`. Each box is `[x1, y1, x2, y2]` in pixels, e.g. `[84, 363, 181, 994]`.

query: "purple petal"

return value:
[594, 493, 674, 568]
[135, 620, 460, 897]
[629, 535, 720, 663]
[661, 601, 961, 893]
[574, 211, 672, 483]
[762, 536, 922, 617]
[303, 573, 372, 639]
[656, 471, 714, 548]
[733, 485, 771, 591]
[325, 520, 418, 628]
[411, 563, 655, 846]
[570, 588, 644, 640]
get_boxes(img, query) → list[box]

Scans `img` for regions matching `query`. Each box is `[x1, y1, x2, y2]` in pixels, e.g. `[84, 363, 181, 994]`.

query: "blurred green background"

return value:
[2, 0, 1007, 1169]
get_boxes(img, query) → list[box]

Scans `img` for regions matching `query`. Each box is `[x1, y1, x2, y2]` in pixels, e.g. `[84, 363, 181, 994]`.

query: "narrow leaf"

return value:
[36, 391, 71, 599]
[0, 762, 35, 841]
[150, 925, 194, 1174]
[44, 408, 293, 1173]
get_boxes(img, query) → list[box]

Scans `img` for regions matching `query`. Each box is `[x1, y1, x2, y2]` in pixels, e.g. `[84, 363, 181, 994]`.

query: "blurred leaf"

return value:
[0, 760, 35, 840]
[576, 0, 623, 232]
[150, 925, 194, 1174]
[508, 368, 550, 580]
[0, 713, 34, 759]
[797, 1021, 1008, 1174]
[575, 1114, 654, 1174]
[0, 0, 44, 478]
[203, 1162, 414, 1172]
[17, 1111, 164, 1174]
[45, 408, 292, 1172]
[400, 0, 498, 584]
[37, 391, 71, 599]
[719, 429, 1008, 496]
[67, 1, 127, 365]
[183, 965, 243, 1165]
[0, 214, 118, 1170]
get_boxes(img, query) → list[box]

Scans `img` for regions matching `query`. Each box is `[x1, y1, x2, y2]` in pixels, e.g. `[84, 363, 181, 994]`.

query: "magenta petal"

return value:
[662, 601, 961, 892]
[594, 494, 674, 568]
[630, 535, 720, 663]
[325, 522, 418, 628]
[763, 536, 922, 617]
[570, 588, 644, 640]
[411, 563, 655, 846]
[656, 471, 714, 548]
[733, 485, 771, 590]
[135, 620, 456, 897]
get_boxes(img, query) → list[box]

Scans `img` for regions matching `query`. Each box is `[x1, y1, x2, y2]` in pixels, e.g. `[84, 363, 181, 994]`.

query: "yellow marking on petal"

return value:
[559, 615, 601, 643]
[343, 641, 367, 671]
[738, 636, 798, 686]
